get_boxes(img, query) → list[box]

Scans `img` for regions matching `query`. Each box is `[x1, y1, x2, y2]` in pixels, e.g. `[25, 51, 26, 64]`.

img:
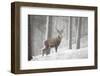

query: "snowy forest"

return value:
[28, 15, 88, 61]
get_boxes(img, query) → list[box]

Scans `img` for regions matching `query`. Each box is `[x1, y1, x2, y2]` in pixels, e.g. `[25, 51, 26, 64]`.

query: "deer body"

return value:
[42, 36, 62, 56]
[45, 36, 61, 47]
[42, 26, 64, 56]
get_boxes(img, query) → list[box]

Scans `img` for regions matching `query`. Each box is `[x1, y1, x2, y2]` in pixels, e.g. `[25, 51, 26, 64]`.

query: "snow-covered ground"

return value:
[32, 36, 88, 61]
[32, 47, 88, 61]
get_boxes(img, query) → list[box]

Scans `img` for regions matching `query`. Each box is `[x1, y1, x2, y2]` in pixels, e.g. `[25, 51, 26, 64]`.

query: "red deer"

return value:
[42, 25, 64, 56]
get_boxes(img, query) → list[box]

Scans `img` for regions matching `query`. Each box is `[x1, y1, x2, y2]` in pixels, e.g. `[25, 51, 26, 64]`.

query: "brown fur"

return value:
[42, 25, 64, 56]
[42, 35, 62, 56]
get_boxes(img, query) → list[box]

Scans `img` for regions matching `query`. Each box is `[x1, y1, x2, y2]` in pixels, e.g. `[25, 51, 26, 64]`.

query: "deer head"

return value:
[56, 25, 64, 39]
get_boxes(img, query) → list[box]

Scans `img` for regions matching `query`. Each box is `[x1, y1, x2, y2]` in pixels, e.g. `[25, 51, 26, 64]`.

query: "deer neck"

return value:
[58, 35, 62, 40]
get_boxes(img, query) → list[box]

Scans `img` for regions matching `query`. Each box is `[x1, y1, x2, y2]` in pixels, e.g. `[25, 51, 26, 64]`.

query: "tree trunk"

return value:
[76, 17, 82, 49]
[28, 15, 32, 61]
[47, 16, 53, 39]
[45, 16, 49, 40]
[68, 17, 72, 49]
[45, 16, 53, 54]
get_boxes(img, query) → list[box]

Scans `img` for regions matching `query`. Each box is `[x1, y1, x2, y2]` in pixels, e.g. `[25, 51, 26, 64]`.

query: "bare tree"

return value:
[76, 17, 82, 49]
[68, 17, 72, 49]
[45, 16, 49, 40]
[47, 16, 53, 39]
[28, 15, 32, 60]
[45, 16, 53, 55]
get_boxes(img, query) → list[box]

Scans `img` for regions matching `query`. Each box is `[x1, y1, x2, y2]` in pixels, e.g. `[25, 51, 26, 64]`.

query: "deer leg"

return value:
[48, 47, 50, 55]
[46, 47, 50, 55]
[55, 46, 58, 53]
[42, 48, 45, 56]
[42, 47, 47, 56]
[45, 47, 48, 56]
[45, 49, 48, 55]
[46, 49, 48, 55]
